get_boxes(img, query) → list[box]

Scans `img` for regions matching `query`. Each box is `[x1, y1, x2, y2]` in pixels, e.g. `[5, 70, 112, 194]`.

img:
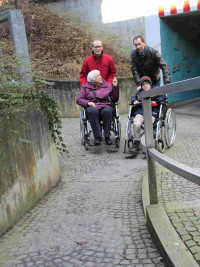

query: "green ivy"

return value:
[0, 83, 68, 155]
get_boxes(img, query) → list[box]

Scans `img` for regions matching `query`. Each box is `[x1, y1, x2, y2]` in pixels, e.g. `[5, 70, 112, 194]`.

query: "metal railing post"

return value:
[142, 98, 158, 205]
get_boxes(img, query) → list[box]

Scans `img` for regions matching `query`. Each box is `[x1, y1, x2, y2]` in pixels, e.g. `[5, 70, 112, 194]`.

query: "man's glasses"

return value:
[93, 46, 102, 48]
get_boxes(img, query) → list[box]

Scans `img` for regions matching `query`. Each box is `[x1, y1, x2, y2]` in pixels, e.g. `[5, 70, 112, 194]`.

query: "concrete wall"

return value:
[0, 101, 60, 236]
[45, 77, 136, 118]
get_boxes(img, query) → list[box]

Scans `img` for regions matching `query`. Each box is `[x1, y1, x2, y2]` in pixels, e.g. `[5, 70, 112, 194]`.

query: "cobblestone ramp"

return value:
[0, 115, 165, 267]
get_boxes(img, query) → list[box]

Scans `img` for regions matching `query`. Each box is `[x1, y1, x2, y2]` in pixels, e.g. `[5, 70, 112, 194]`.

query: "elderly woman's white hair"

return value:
[87, 70, 100, 83]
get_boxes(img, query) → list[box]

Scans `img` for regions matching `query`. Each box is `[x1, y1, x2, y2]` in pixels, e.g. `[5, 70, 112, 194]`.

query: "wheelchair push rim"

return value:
[164, 108, 176, 148]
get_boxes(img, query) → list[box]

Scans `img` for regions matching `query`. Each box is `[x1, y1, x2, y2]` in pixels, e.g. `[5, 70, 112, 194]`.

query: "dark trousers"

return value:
[86, 106, 112, 138]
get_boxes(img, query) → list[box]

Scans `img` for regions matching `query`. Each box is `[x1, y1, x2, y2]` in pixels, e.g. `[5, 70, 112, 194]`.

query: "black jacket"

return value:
[131, 88, 167, 118]
[130, 45, 170, 86]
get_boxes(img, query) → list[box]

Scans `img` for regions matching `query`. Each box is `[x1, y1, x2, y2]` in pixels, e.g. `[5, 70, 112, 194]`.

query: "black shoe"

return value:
[130, 140, 140, 152]
[105, 137, 112, 145]
[94, 138, 100, 146]
[135, 140, 140, 151]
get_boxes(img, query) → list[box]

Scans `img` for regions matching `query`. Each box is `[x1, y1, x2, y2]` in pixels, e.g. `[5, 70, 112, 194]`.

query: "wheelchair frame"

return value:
[80, 103, 121, 150]
[124, 101, 176, 154]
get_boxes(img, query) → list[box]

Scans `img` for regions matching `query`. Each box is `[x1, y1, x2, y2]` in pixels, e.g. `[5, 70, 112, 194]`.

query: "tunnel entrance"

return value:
[160, 10, 200, 102]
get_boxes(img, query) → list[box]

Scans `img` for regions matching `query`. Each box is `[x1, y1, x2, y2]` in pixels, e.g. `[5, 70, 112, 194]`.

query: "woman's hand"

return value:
[112, 76, 118, 86]
[88, 102, 96, 107]
[137, 85, 141, 90]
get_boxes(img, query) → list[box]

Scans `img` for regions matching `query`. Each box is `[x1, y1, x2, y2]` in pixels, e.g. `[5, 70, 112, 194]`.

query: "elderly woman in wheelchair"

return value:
[124, 76, 176, 154]
[76, 70, 119, 147]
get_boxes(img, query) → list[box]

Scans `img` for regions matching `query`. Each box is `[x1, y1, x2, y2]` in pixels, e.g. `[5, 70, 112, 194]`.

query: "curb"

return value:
[142, 169, 199, 267]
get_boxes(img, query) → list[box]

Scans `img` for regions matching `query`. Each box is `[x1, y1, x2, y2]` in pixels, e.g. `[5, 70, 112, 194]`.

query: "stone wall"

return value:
[0, 101, 60, 236]
[45, 77, 136, 118]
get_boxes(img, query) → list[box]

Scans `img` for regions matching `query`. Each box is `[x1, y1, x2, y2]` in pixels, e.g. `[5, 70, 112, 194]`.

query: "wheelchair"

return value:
[80, 103, 121, 150]
[124, 99, 176, 154]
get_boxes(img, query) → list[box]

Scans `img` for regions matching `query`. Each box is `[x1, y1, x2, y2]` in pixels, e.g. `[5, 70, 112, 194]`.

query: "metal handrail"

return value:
[138, 76, 200, 100]
[139, 77, 200, 205]
[149, 148, 200, 185]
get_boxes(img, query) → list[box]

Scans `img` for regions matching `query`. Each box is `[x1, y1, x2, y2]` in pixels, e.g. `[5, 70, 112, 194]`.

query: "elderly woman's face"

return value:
[94, 73, 103, 84]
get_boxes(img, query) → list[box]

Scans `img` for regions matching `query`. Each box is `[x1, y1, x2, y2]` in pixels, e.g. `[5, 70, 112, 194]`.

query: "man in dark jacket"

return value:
[79, 39, 117, 86]
[130, 35, 170, 90]
[130, 76, 166, 153]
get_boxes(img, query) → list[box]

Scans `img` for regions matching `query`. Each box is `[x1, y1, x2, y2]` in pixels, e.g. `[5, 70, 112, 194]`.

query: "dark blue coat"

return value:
[131, 88, 167, 118]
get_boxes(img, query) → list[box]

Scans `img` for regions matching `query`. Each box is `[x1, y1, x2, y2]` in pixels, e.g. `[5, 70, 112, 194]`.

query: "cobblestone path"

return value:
[159, 111, 200, 203]
[0, 115, 166, 267]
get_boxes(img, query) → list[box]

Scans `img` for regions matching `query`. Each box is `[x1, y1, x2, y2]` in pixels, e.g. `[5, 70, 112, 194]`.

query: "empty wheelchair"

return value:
[124, 99, 176, 154]
[80, 103, 121, 150]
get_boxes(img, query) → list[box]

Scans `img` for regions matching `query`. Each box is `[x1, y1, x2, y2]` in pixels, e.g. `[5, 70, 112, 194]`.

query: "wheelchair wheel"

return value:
[157, 139, 165, 153]
[155, 120, 165, 153]
[116, 119, 121, 148]
[118, 118, 121, 140]
[128, 120, 134, 145]
[164, 108, 176, 148]
[114, 117, 121, 148]
[80, 119, 85, 145]
[124, 118, 133, 153]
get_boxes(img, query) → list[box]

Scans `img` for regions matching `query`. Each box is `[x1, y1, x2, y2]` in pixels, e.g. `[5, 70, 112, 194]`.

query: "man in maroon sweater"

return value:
[79, 39, 117, 86]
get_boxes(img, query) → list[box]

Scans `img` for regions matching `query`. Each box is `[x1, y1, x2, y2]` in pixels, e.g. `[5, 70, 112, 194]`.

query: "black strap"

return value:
[90, 89, 97, 98]
[90, 89, 112, 104]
